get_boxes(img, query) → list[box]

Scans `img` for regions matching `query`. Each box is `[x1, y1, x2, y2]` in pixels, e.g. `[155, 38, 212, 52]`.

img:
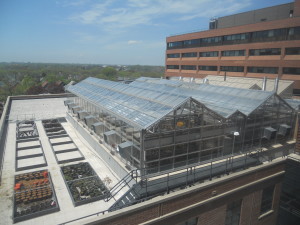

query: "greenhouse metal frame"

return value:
[66, 77, 295, 176]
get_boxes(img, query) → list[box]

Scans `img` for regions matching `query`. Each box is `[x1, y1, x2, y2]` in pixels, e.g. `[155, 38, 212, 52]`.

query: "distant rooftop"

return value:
[211, 2, 294, 29]
[170, 75, 294, 98]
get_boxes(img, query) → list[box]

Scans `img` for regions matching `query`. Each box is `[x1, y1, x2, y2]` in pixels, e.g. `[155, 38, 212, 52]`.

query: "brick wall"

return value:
[294, 0, 300, 17]
[196, 205, 226, 225]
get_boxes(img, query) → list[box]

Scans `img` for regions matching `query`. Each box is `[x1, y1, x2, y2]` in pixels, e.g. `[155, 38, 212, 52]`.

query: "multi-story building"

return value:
[165, 0, 300, 93]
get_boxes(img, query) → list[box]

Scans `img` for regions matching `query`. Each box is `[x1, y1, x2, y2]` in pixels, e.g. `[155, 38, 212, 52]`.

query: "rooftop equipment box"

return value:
[84, 115, 97, 128]
[67, 102, 76, 110]
[263, 127, 277, 140]
[118, 141, 133, 159]
[64, 100, 73, 106]
[92, 122, 105, 135]
[77, 111, 89, 120]
[278, 124, 291, 136]
[104, 130, 121, 146]
[71, 106, 82, 114]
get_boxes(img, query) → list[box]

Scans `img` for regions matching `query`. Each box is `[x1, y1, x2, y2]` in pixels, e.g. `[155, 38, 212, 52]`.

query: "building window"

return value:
[223, 33, 250, 44]
[283, 67, 300, 75]
[183, 39, 201, 47]
[201, 36, 222, 46]
[249, 48, 281, 56]
[166, 65, 179, 69]
[177, 217, 198, 225]
[181, 65, 197, 70]
[224, 33, 248, 41]
[182, 52, 197, 57]
[225, 199, 242, 225]
[199, 66, 218, 71]
[167, 41, 183, 49]
[260, 185, 275, 214]
[288, 27, 300, 40]
[220, 66, 244, 72]
[248, 67, 278, 74]
[285, 47, 300, 55]
[221, 50, 245, 56]
[167, 53, 180, 58]
[200, 51, 218, 57]
[252, 28, 286, 42]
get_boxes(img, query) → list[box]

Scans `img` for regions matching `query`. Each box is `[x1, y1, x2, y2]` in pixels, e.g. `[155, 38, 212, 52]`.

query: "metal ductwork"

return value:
[262, 77, 267, 91]
[274, 77, 279, 93]
[203, 78, 209, 84]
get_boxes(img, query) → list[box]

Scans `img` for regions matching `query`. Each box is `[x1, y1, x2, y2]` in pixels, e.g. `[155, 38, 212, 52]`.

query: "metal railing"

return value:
[105, 170, 139, 202]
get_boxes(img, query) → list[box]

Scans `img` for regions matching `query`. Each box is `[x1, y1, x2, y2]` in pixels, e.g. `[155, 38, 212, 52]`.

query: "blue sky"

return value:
[0, 0, 293, 66]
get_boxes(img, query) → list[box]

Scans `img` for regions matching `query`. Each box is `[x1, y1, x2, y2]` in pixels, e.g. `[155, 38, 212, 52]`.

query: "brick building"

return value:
[165, 0, 300, 93]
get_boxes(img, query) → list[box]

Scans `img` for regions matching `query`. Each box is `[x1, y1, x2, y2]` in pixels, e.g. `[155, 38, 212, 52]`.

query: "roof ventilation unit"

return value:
[278, 124, 291, 136]
[92, 122, 105, 136]
[203, 78, 209, 84]
[67, 102, 76, 110]
[263, 127, 277, 140]
[64, 99, 73, 106]
[84, 115, 97, 128]
[118, 141, 133, 159]
[77, 111, 88, 120]
[71, 106, 82, 114]
[104, 130, 121, 146]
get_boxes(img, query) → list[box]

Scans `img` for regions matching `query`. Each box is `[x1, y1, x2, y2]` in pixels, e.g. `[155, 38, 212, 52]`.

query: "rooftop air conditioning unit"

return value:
[263, 127, 277, 140]
[118, 141, 133, 160]
[64, 100, 73, 106]
[104, 130, 122, 146]
[278, 124, 291, 136]
[67, 102, 76, 109]
[84, 115, 96, 128]
[71, 106, 82, 114]
[92, 122, 104, 135]
[77, 111, 88, 120]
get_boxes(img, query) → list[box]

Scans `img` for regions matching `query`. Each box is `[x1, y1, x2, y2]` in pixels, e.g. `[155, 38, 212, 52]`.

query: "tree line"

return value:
[0, 62, 165, 102]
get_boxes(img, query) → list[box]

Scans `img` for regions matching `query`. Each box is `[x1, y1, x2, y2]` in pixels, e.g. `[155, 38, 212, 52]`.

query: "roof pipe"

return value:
[262, 77, 267, 91]
[203, 78, 209, 84]
[274, 77, 279, 93]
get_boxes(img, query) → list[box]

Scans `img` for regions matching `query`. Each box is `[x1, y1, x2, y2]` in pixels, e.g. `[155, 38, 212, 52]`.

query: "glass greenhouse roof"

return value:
[67, 77, 277, 129]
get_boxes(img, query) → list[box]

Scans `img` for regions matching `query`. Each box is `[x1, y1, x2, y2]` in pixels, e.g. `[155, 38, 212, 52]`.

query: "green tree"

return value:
[102, 67, 117, 77]
[44, 73, 59, 82]
[21, 75, 36, 91]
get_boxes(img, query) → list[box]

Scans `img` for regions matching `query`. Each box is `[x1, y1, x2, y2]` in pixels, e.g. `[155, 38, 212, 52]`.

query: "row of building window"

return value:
[167, 47, 300, 58]
[166, 65, 300, 74]
[167, 26, 300, 49]
[178, 185, 275, 225]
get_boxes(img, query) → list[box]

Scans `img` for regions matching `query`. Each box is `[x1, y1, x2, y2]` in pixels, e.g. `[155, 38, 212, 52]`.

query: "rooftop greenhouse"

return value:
[66, 77, 295, 176]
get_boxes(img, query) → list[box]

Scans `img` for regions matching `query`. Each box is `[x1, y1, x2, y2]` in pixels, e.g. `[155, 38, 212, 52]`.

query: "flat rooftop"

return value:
[0, 97, 128, 225]
[0, 95, 297, 224]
